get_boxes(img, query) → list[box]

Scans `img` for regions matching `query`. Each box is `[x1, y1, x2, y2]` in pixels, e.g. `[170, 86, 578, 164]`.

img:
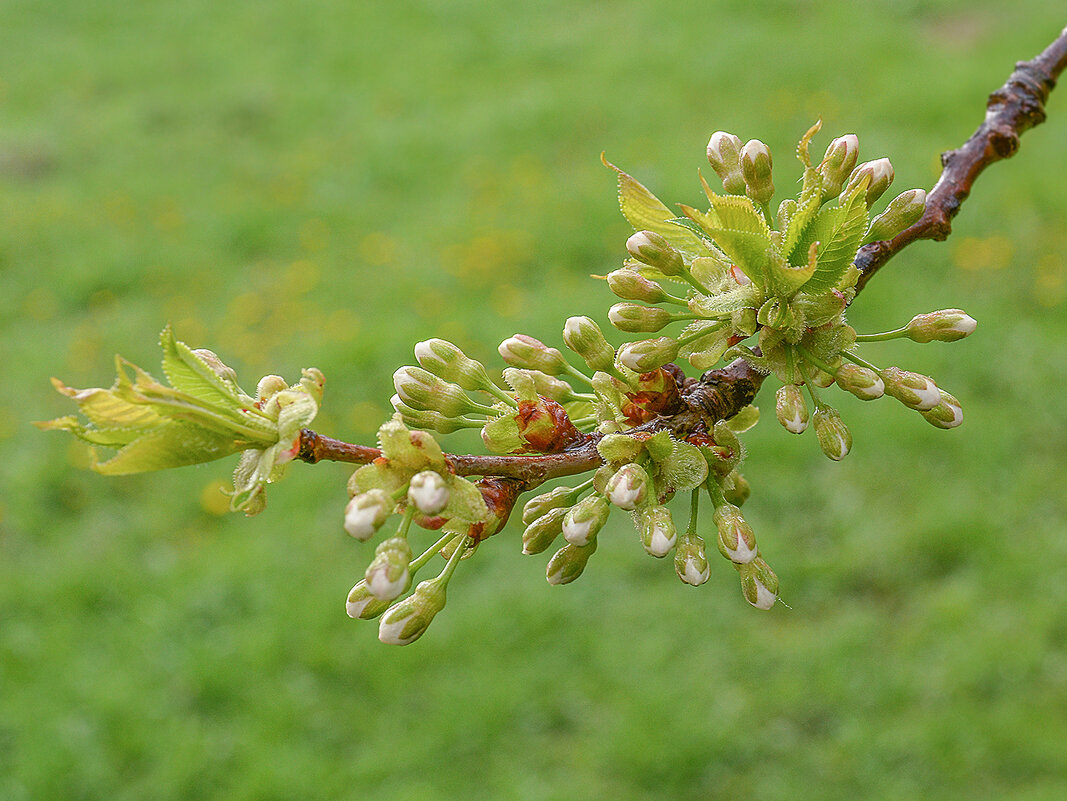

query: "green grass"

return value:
[3, 1, 1067, 799]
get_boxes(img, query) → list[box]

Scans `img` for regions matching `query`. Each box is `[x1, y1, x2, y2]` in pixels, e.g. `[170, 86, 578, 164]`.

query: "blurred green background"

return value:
[3, 1, 1066, 799]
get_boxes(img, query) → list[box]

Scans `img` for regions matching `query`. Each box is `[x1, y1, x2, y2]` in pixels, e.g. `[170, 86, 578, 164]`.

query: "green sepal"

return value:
[677, 322, 731, 371]
[439, 475, 490, 524]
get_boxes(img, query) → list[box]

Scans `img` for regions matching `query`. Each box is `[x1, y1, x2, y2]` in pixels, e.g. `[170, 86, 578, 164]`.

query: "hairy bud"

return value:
[740, 139, 774, 205]
[617, 337, 680, 372]
[706, 131, 746, 195]
[882, 367, 941, 411]
[775, 384, 809, 434]
[344, 489, 392, 540]
[817, 133, 859, 199]
[834, 363, 884, 400]
[904, 309, 977, 343]
[498, 334, 570, 375]
[625, 231, 685, 276]
[812, 405, 852, 461]
[563, 316, 616, 373]
[607, 269, 670, 303]
[608, 303, 674, 333]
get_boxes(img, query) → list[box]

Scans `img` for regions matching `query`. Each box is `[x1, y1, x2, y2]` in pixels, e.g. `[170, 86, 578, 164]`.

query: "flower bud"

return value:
[617, 337, 680, 372]
[713, 503, 757, 564]
[637, 505, 677, 557]
[740, 139, 774, 205]
[866, 188, 926, 242]
[808, 363, 838, 388]
[737, 557, 779, 610]
[919, 390, 963, 429]
[881, 367, 940, 411]
[391, 397, 473, 434]
[344, 489, 392, 540]
[255, 374, 288, 403]
[834, 363, 884, 400]
[775, 384, 809, 434]
[524, 371, 580, 403]
[842, 158, 894, 207]
[346, 580, 392, 620]
[365, 537, 413, 601]
[562, 493, 611, 546]
[607, 269, 670, 303]
[546, 539, 598, 585]
[521, 506, 568, 555]
[604, 463, 650, 511]
[413, 338, 494, 392]
[706, 131, 746, 194]
[563, 316, 616, 373]
[498, 334, 570, 375]
[722, 471, 751, 507]
[817, 134, 859, 199]
[674, 533, 710, 586]
[393, 366, 482, 418]
[625, 231, 685, 276]
[523, 486, 577, 525]
[377, 576, 446, 645]
[608, 303, 674, 333]
[904, 309, 977, 343]
[812, 405, 852, 460]
[408, 470, 450, 515]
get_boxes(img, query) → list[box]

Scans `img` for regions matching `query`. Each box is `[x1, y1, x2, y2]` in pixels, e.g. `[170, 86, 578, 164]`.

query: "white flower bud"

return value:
[834, 363, 885, 401]
[604, 463, 650, 511]
[713, 503, 757, 564]
[817, 134, 859, 199]
[498, 334, 570, 375]
[343, 489, 392, 540]
[812, 405, 852, 461]
[904, 309, 977, 343]
[408, 470, 450, 515]
[345, 580, 392, 620]
[738, 557, 779, 610]
[842, 158, 894, 207]
[775, 384, 809, 434]
[674, 533, 710, 586]
[637, 505, 677, 557]
[882, 367, 941, 411]
[740, 139, 774, 205]
[706, 131, 746, 194]
[377, 577, 447, 645]
[625, 231, 685, 276]
[365, 537, 413, 601]
[563, 316, 616, 373]
[546, 540, 598, 586]
[617, 337, 680, 372]
[609, 303, 675, 333]
[919, 390, 964, 429]
[606, 269, 670, 303]
[562, 494, 611, 546]
[413, 338, 494, 392]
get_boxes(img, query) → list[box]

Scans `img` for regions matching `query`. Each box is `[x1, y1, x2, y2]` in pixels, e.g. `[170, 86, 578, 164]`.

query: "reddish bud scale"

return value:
[620, 368, 685, 424]
[466, 477, 524, 543]
[516, 397, 583, 453]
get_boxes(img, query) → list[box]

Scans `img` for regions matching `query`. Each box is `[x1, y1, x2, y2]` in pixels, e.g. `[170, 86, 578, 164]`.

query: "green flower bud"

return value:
[775, 384, 809, 434]
[546, 539, 598, 585]
[522, 485, 578, 525]
[834, 363, 885, 400]
[842, 158, 894, 207]
[866, 188, 926, 242]
[563, 493, 611, 546]
[740, 139, 774, 205]
[706, 131, 746, 195]
[625, 231, 685, 276]
[344, 488, 393, 540]
[919, 390, 963, 429]
[817, 133, 860, 200]
[498, 334, 570, 375]
[413, 338, 495, 393]
[563, 316, 616, 373]
[617, 337, 680, 372]
[608, 302, 675, 333]
[812, 405, 852, 461]
[607, 269, 670, 303]
[377, 576, 447, 645]
[408, 470, 450, 515]
[255, 374, 288, 403]
[390, 396, 475, 434]
[365, 537, 413, 601]
[191, 348, 238, 385]
[605, 463, 650, 511]
[393, 366, 483, 418]
[674, 533, 710, 586]
[904, 309, 977, 343]
[524, 371, 580, 403]
[522, 506, 568, 555]
[807, 361, 839, 388]
[737, 557, 779, 610]
[346, 580, 393, 620]
[881, 367, 940, 411]
[722, 471, 751, 507]
[636, 504, 677, 557]
[713, 503, 757, 564]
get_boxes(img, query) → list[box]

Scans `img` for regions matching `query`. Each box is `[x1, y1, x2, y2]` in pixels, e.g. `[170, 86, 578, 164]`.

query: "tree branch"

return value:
[855, 25, 1067, 290]
[298, 26, 1065, 488]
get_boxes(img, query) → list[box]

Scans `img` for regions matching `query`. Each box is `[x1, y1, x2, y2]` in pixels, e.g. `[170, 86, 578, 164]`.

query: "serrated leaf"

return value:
[602, 155, 708, 260]
[782, 167, 825, 261]
[480, 414, 522, 454]
[596, 433, 645, 464]
[92, 421, 246, 475]
[159, 325, 242, 408]
[707, 193, 771, 237]
[688, 284, 763, 317]
[657, 439, 709, 491]
[442, 475, 491, 523]
[725, 405, 760, 433]
[795, 119, 822, 168]
[49, 378, 164, 431]
[502, 368, 537, 402]
[645, 430, 674, 463]
[704, 228, 776, 286]
[350, 460, 407, 497]
[803, 180, 870, 293]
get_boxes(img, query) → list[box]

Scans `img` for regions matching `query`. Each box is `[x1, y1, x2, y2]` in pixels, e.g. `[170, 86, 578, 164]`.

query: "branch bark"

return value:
[299, 27, 1065, 488]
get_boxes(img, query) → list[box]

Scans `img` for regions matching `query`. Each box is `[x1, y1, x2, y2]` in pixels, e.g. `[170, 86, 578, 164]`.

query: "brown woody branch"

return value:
[855, 25, 1067, 290]
[299, 27, 1065, 490]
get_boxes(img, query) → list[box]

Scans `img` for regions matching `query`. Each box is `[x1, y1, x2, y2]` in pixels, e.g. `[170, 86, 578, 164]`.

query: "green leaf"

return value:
[782, 167, 825, 261]
[502, 368, 538, 403]
[703, 228, 776, 286]
[93, 421, 247, 475]
[441, 475, 490, 523]
[657, 438, 709, 492]
[377, 417, 447, 470]
[159, 325, 242, 408]
[725, 405, 760, 433]
[602, 154, 708, 260]
[645, 430, 675, 464]
[707, 193, 771, 237]
[688, 284, 763, 317]
[803, 180, 870, 293]
[596, 433, 645, 465]
[49, 377, 164, 431]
